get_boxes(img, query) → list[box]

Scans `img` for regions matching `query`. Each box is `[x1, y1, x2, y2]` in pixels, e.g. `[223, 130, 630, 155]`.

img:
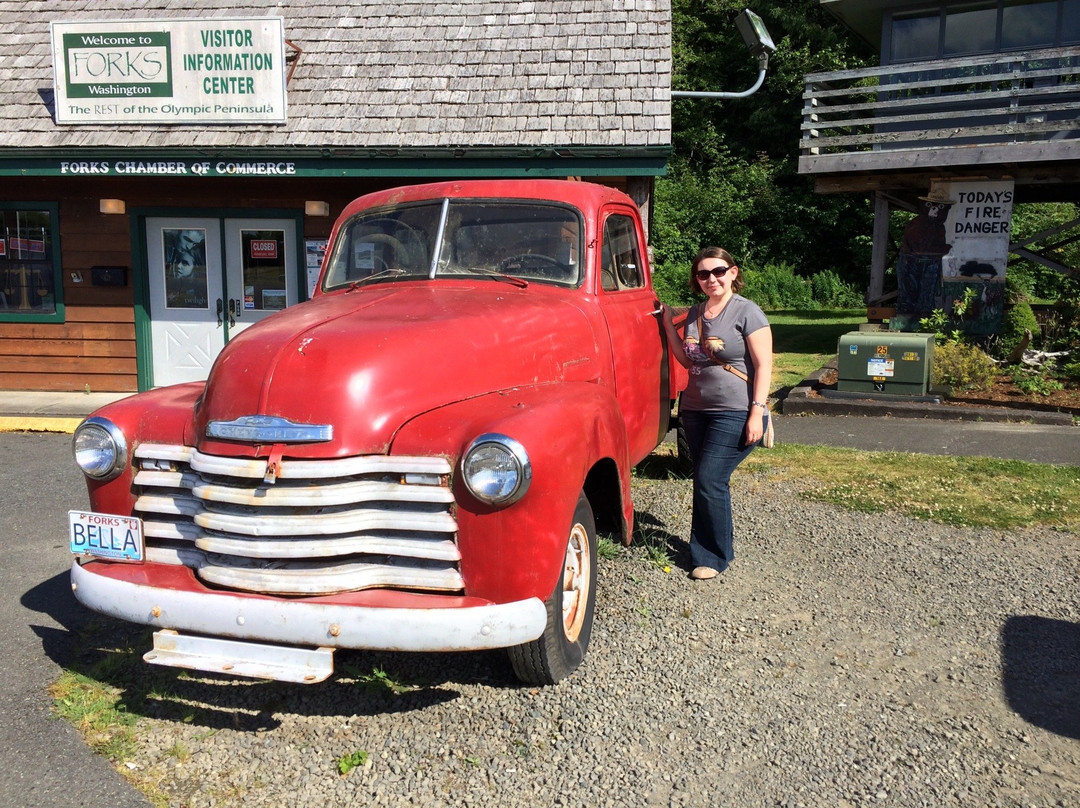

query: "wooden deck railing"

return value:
[799, 46, 1080, 175]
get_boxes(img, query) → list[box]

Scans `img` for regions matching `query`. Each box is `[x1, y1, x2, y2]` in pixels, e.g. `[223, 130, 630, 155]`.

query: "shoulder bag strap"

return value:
[697, 310, 751, 382]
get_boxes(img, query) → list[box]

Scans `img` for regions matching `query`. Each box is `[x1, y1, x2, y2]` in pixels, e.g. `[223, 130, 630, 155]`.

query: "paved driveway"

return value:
[0, 431, 147, 807]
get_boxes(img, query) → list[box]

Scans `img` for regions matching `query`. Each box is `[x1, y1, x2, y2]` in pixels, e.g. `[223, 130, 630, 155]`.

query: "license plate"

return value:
[68, 510, 144, 562]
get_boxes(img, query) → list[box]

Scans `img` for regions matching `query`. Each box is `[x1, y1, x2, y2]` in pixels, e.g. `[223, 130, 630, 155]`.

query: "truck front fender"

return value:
[391, 382, 632, 604]
[80, 383, 205, 515]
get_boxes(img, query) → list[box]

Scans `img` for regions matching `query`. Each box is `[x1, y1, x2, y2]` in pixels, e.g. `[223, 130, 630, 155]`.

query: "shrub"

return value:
[809, 269, 864, 308]
[741, 262, 816, 310]
[651, 259, 697, 308]
[933, 340, 998, 392]
[999, 301, 1040, 358]
[1045, 278, 1080, 351]
[1003, 274, 1032, 306]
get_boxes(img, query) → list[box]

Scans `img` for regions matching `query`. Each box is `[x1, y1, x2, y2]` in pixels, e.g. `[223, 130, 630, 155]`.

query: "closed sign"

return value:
[250, 240, 278, 259]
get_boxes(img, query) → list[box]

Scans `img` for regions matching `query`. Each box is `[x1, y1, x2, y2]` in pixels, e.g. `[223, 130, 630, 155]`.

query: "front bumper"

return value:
[71, 561, 548, 652]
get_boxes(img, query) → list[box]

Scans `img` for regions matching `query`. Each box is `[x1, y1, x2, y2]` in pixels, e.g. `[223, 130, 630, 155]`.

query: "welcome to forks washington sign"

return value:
[50, 17, 287, 125]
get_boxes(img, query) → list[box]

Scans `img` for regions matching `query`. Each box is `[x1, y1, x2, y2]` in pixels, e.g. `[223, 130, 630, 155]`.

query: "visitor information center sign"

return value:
[50, 17, 287, 124]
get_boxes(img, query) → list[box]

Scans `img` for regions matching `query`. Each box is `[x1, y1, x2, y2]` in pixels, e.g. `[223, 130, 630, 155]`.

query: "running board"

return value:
[144, 629, 334, 683]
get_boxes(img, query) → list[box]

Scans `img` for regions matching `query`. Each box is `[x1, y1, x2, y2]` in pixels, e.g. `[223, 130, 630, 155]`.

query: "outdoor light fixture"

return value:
[305, 200, 330, 217]
[99, 198, 126, 214]
[671, 8, 776, 100]
[735, 8, 776, 58]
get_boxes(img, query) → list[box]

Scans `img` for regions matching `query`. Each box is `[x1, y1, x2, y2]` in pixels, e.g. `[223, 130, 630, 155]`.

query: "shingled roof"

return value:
[0, 0, 672, 157]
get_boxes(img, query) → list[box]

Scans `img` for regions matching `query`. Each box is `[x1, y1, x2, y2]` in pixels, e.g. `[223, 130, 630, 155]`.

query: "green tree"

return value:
[1008, 202, 1080, 300]
[655, 0, 876, 300]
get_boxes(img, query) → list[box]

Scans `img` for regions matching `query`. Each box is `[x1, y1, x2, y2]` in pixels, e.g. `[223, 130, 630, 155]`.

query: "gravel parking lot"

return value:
[55, 463, 1079, 808]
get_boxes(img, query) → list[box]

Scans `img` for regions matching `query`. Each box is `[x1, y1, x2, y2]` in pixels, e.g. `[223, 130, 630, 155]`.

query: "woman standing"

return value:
[661, 247, 773, 580]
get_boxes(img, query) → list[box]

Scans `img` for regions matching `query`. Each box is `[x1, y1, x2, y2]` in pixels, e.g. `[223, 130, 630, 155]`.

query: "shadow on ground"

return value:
[1001, 614, 1080, 739]
[22, 571, 523, 734]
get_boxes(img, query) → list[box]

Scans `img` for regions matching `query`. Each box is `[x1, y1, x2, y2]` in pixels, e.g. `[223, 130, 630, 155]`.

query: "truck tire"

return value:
[508, 491, 597, 685]
[675, 420, 694, 478]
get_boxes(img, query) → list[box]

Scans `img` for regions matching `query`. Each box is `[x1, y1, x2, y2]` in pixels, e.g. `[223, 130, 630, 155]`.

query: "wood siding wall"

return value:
[0, 176, 372, 392]
[0, 192, 136, 391]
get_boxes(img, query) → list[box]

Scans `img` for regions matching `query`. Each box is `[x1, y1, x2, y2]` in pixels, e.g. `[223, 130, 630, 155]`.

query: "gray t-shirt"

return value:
[679, 295, 770, 412]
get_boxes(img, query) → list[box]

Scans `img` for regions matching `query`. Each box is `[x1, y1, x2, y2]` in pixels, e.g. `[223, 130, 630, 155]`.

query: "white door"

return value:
[146, 217, 224, 387]
[146, 217, 298, 386]
[224, 219, 298, 337]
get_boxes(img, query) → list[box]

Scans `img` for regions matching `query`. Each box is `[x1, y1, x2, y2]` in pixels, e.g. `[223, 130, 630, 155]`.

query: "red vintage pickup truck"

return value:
[69, 179, 685, 685]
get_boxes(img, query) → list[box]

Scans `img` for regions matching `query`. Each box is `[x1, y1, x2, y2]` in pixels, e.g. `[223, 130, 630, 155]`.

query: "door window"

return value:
[600, 214, 644, 290]
[239, 229, 288, 312]
[163, 228, 210, 309]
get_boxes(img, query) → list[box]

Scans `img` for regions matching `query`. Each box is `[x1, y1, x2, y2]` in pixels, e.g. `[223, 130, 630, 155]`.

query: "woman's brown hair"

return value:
[688, 246, 745, 294]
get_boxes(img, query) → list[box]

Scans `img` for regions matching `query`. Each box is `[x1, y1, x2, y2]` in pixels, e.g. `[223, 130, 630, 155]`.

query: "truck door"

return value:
[595, 208, 668, 465]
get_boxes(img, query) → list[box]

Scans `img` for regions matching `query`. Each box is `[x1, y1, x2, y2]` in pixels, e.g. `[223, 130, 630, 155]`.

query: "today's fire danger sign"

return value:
[50, 17, 286, 124]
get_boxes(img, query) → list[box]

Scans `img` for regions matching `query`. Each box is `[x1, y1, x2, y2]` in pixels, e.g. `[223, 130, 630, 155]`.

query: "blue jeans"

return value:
[681, 409, 761, 573]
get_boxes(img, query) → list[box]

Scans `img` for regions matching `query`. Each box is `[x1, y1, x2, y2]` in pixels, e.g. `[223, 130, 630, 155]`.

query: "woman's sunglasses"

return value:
[695, 265, 734, 281]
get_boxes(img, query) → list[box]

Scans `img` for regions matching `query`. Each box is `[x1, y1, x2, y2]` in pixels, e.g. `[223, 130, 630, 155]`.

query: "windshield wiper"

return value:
[346, 268, 407, 291]
[465, 267, 529, 288]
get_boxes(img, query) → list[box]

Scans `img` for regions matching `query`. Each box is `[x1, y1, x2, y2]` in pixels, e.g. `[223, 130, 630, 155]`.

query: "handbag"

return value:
[696, 310, 774, 448]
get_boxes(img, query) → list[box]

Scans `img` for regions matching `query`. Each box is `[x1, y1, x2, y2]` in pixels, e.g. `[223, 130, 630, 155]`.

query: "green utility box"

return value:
[836, 332, 935, 395]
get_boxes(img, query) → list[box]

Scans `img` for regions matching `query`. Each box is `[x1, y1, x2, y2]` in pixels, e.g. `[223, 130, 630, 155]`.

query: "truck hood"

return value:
[195, 283, 601, 456]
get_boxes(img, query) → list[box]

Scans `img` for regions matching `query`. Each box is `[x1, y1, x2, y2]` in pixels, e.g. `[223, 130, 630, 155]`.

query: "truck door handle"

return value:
[216, 298, 223, 326]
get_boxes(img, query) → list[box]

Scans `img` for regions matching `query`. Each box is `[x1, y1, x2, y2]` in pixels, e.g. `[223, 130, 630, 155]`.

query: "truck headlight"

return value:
[72, 416, 128, 481]
[461, 433, 531, 506]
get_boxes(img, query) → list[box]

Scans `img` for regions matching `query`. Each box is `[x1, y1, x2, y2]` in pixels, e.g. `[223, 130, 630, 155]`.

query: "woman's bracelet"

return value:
[751, 400, 768, 411]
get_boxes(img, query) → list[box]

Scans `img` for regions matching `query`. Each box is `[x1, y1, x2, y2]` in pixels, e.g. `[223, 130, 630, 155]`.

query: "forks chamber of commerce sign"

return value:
[50, 17, 287, 124]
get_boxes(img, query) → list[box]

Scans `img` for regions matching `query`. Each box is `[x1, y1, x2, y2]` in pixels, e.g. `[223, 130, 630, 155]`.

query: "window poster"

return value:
[163, 227, 208, 309]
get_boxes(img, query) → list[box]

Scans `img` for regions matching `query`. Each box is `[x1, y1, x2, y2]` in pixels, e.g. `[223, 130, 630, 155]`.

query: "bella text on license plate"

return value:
[69, 510, 144, 561]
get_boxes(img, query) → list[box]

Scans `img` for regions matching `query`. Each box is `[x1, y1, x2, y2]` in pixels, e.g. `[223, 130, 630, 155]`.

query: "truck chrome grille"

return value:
[131, 444, 462, 596]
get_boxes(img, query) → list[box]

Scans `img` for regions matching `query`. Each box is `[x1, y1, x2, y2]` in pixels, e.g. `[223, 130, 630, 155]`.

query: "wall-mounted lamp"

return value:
[99, 198, 126, 214]
[305, 200, 330, 217]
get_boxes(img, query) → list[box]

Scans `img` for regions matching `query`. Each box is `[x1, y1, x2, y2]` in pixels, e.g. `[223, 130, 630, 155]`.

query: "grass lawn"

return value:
[767, 308, 866, 394]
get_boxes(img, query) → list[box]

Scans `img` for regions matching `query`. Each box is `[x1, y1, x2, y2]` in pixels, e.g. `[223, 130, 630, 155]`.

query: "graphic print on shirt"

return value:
[684, 328, 726, 375]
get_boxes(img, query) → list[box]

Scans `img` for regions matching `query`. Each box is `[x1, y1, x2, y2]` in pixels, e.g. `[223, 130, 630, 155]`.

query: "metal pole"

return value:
[670, 54, 770, 100]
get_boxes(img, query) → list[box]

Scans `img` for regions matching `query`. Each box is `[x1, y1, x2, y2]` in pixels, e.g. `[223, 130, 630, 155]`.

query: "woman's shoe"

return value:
[691, 566, 720, 580]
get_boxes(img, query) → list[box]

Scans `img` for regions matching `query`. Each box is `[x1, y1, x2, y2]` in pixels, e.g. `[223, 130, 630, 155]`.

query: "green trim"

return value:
[293, 222, 309, 303]
[0, 201, 64, 324]
[131, 216, 153, 391]
[0, 149, 670, 179]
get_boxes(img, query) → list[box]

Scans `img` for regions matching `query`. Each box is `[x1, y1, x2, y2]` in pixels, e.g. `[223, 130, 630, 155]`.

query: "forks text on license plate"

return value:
[68, 510, 144, 562]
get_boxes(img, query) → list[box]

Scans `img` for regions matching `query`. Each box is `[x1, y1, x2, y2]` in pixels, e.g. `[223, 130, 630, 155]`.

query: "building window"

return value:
[891, 10, 942, 62]
[1064, 0, 1080, 43]
[885, 0, 1080, 62]
[1002, 0, 1061, 48]
[0, 203, 62, 322]
[943, 2, 998, 55]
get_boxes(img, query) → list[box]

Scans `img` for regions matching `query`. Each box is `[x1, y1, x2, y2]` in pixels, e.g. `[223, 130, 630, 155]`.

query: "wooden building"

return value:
[801, 0, 1080, 319]
[0, 1, 671, 392]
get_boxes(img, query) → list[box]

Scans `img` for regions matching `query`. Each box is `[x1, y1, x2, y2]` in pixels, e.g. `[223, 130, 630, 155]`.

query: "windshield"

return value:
[322, 199, 583, 289]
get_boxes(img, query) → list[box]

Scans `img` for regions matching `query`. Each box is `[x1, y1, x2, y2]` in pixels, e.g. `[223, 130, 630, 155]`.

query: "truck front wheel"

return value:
[508, 491, 597, 685]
